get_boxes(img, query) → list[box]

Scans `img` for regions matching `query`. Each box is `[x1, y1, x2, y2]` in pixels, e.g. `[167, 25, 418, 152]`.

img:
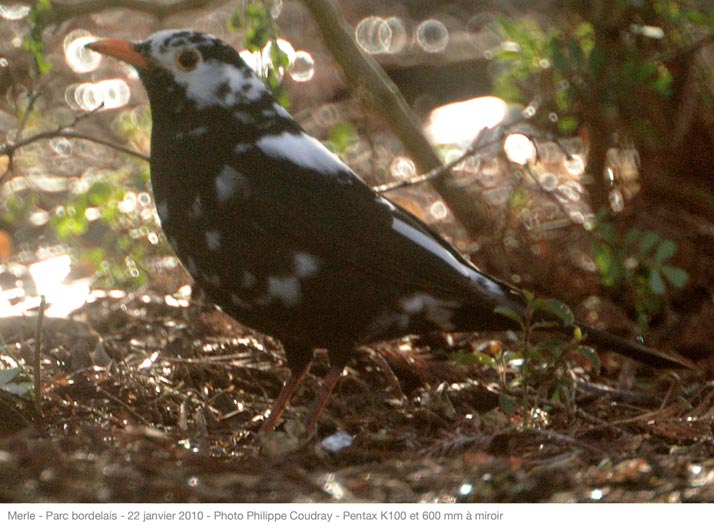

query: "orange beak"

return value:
[86, 38, 149, 70]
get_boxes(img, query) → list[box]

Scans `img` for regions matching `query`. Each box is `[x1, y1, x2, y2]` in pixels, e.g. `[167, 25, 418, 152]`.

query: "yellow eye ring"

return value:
[176, 49, 200, 71]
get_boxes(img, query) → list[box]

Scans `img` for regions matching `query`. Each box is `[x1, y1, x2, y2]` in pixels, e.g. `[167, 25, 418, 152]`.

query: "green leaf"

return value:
[450, 351, 495, 367]
[531, 298, 574, 326]
[327, 122, 358, 154]
[557, 115, 579, 135]
[654, 239, 677, 264]
[494, 305, 524, 328]
[0, 367, 21, 386]
[568, 40, 584, 65]
[3, 382, 33, 396]
[588, 47, 606, 73]
[242, 3, 274, 51]
[623, 227, 641, 248]
[533, 338, 566, 357]
[593, 245, 614, 282]
[649, 269, 666, 295]
[653, 67, 673, 97]
[498, 393, 518, 416]
[660, 265, 689, 289]
[639, 230, 660, 255]
[597, 220, 619, 245]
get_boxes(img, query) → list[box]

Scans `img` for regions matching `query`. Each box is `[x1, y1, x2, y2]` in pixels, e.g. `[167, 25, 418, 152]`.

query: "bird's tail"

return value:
[450, 295, 695, 370]
[571, 323, 696, 369]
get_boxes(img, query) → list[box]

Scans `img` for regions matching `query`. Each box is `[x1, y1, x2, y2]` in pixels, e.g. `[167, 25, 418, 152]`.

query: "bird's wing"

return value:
[233, 130, 519, 308]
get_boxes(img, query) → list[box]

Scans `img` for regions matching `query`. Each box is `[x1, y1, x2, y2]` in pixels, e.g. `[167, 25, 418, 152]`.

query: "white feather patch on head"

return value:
[145, 31, 267, 109]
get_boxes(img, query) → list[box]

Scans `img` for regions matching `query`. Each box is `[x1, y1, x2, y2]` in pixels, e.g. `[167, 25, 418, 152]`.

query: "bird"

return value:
[86, 30, 693, 434]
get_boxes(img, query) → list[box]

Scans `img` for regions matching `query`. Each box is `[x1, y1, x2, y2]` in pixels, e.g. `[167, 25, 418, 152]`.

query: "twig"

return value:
[14, 78, 53, 143]
[95, 387, 150, 425]
[372, 122, 551, 196]
[373, 126, 496, 194]
[33, 295, 46, 416]
[1, 104, 150, 167]
[526, 427, 606, 455]
[17, 0, 228, 25]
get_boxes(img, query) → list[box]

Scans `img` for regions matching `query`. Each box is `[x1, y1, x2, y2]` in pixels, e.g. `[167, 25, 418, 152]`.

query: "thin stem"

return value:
[33, 295, 46, 416]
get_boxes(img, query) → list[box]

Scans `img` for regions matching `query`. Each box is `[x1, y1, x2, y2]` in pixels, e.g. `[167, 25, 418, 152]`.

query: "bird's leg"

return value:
[260, 360, 312, 433]
[304, 364, 344, 434]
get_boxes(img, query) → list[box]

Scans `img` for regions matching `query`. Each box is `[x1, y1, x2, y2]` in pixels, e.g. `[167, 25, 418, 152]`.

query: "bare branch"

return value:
[1, 104, 150, 166]
[51, 131, 150, 162]
[374, 127, 500, 194]
[18, 0, 230, 24]
[14, 78, 54, 143]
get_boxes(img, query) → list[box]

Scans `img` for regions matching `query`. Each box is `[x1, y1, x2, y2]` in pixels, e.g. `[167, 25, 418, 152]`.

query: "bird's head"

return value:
[87, 30, 273, 115]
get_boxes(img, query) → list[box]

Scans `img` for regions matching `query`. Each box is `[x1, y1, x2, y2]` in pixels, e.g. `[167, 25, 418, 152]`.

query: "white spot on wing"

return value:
[400, 294, 427, 315]
[384, 198, 506, 299]
[273, 102, 292, 119]
[256, 131, 348, 175]
[362, 309, 410, 341]
[202, 272, 221, 287]
[258, 275, 302, 307]
[184, 256, 198, 276]
[156, 200, 169, 220]
[294, 252, 320, 278]
[215, 165, 243, 202]
[399, 292, 458, 331]
[187, 126, 207, 138]
[240, 271, 256, 289]
[189, 195, 202, 219]
[470, 273, 506, 299]
[230, 292, 251, 309]
[205, 230, 221, 251]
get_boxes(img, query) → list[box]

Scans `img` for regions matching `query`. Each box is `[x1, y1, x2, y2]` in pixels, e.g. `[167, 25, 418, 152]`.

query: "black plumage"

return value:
[87, 30, 692, 433]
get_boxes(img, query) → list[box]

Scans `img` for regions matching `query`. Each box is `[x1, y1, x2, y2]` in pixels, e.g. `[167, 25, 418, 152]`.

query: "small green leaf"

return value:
[498, 393, 518, 416]
[654, 239, 677, 264]
[531, 298, 574, 326]
[568, 40, 584, 65]
[623, 228, 641, 248]
[450, 351, 496, 367]
[533, 338, 566, 357]
[494, 305, 524, 328]
[588, 47, 606, 73]
[649, 269, 666, 295]
[598, 220, 619, 245]
[3, 382, 33, 396]
[327, 122, 358, 154]
[557, 115, 579, 135]
[0, 367, 21, 386]
[639, 230, 660, 255]
[660, 265, 689, 289]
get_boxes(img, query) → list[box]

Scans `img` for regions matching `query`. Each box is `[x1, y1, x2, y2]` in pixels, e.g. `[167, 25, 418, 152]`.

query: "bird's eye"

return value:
[176, 49, 200, 71]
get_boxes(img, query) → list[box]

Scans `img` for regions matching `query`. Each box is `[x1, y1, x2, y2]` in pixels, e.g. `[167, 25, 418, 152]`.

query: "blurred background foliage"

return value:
[0, 0, 711, 352]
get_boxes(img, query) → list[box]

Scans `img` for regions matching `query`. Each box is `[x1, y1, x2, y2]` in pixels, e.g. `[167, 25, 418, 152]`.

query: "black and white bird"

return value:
[87, 30, 691, 433]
